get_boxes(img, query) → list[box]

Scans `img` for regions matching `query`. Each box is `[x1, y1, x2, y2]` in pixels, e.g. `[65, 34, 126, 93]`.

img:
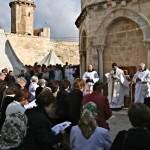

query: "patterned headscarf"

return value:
[78, 102, 98, 139]
[0, 112, 28, 150]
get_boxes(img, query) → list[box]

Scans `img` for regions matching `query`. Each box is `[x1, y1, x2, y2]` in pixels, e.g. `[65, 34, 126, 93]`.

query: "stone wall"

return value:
[51, 41, 80, 65]
[6, 33, 79, 65]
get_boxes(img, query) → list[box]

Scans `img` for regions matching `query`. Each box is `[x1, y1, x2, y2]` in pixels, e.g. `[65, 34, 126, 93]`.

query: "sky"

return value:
[0, 0, 81, 41]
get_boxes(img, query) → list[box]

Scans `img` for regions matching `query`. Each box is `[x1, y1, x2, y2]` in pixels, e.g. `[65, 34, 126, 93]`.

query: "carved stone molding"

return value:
[144, 41, 150, 50]
[9, 0, 36, 8]
[144, 40, 150, 70]
[79, 50, 86, 55]
[95, 44, 106, 52]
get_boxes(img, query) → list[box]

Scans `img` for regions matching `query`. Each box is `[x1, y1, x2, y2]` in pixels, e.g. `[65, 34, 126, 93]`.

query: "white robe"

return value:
[68, 68, 75, 84]
[82, 71, 99, 93]
[107, 68, 129, 108]
[133, 69, 150, 103]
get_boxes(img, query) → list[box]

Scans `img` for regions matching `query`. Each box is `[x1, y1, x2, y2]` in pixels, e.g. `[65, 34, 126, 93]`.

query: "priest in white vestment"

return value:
[107, 63, 129, 109]
[132, 63, 150, 103]
[82, 64, 99, 93]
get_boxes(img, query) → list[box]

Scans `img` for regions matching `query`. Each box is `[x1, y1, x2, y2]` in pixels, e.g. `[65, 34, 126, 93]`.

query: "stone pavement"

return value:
[108, 108, 132, 140]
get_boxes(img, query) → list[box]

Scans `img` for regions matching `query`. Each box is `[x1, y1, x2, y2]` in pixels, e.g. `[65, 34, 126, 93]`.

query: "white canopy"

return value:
[0, 29, 26, 75]
[38, 50, 64, 66]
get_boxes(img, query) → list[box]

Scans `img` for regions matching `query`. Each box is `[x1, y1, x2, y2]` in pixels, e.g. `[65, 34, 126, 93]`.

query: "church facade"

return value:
[4, 0, 79, 65]
[76, 0, 150, 80]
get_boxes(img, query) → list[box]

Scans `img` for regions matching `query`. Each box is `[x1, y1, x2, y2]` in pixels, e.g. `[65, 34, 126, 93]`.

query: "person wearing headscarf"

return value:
[70, 102, 112, 150]
[0, 112, 27, 150]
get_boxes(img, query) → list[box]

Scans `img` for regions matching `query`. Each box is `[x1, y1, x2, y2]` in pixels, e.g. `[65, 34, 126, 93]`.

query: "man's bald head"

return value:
[139, 63, 146, 71]
[88, 64, 93, 71]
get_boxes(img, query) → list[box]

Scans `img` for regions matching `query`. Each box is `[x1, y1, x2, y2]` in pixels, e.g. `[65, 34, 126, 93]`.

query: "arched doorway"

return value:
[104, 17, 148, 73]
[94, 8, 150, 81]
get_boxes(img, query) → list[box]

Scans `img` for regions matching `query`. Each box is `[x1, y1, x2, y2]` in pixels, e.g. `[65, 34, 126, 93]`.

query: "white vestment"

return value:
[107, 68, 129, 108]
[133, 69, 150, 103]
[82, 71, 99, 93]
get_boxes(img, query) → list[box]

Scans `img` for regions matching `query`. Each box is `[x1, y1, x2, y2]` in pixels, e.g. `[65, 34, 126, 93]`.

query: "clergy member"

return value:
[82, 64, 99, 93]
[132, 63, 150, 103]
[107, 63, 129, 109]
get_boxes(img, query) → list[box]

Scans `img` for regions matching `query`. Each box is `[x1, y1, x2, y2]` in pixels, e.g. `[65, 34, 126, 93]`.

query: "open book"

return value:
[24, 100, 37, 109]
[105, 73, 114, 79]
[52, 121, 71, 135]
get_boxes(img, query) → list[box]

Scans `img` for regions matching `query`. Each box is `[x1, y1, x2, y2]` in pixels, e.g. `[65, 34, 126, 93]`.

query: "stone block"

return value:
[111, 1, 117, 7]
[116, 32, 127, 38]
[127, 31, 137, 37]
[132, 0, 138, 4]
[121, 1, 127, 6]
[103, 4, 108, 9]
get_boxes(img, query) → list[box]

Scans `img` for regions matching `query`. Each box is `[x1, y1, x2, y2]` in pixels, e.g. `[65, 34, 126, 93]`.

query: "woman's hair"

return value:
[128, 103, 150, 128]
[73, 78, 85, 90]
[6, 84, 21, 95]
[14, 89, 31, 102]
[93, 82, 104, 93]
[38, 79, 47, 87]
[36, 90, 55, 108]
[30, 76, 38, 82]
[47, 80, 59, 93]
[16, 77, 27, 85]
[60, 79, 70, 90]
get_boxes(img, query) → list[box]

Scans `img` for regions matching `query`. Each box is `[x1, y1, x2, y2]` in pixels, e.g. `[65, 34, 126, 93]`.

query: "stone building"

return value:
[76, 0, 150, 80]
[5, 0, 79, 65]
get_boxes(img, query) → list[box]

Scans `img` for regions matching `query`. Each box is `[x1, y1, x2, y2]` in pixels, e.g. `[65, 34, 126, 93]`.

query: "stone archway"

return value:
[104, 17, 147, 73]
[95, 8, 150, 44]
[95, 8, 150, 80]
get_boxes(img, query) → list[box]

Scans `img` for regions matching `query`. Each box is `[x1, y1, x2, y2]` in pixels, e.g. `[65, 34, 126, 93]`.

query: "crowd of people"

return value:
[0, 62, 150, 150]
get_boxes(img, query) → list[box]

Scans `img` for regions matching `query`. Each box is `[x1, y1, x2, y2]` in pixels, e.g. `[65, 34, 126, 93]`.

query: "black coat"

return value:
[56, 90, 69, 122]
[35, 87, 43, 99]
[0, 96, 14, 129]
[49, 71, 55, 80]
[22, 107, 63, 150]
[110, 128, 150, 150]
[0, 80, 7, 108]
[68, 89, 83, 126]
[4, 75, 15, 86]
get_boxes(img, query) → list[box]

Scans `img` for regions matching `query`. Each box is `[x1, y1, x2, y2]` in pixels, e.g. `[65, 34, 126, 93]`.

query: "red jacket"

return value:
[82, 92, 112, 129]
